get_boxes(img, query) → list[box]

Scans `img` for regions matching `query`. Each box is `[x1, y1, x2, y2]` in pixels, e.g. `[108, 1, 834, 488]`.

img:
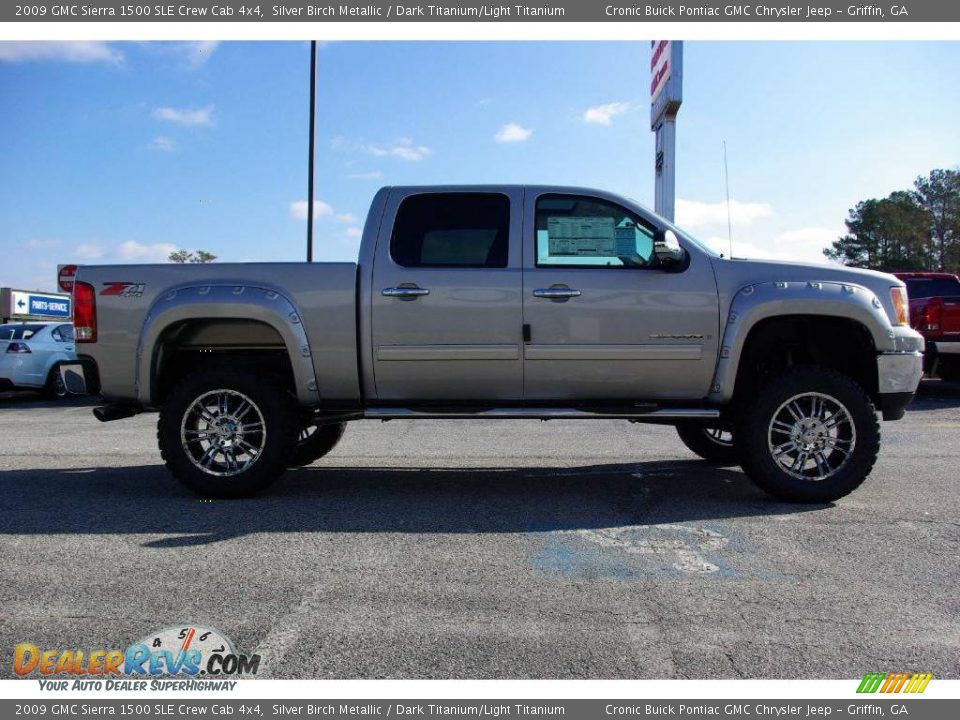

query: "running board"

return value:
[363, 407, 720, 421]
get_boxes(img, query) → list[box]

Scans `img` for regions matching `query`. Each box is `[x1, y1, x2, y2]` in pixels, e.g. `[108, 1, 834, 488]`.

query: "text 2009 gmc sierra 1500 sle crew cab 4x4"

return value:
[63, 186, 924, 502]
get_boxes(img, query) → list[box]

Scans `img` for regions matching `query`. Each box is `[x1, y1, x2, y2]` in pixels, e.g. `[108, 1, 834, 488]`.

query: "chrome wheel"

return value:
[180, 389, 266, 477]
[298, 424, 318, 445]
[767, 392, 856, 482]
[703, 426, 733, 447]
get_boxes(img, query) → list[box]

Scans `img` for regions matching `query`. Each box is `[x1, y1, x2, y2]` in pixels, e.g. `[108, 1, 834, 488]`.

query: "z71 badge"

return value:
[101, 282, 145, 297]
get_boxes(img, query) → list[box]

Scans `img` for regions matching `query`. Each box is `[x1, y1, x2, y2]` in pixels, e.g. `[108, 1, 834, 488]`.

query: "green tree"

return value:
[168, 249, 217, 264]
[912, 169, 960, 272]
[824, 192, 929, 271]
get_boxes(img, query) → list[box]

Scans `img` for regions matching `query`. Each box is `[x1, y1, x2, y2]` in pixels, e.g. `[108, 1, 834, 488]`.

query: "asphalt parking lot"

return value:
[1, 382, 958, 680]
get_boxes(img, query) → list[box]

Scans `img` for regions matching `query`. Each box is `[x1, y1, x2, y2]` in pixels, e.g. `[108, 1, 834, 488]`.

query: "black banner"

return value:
[3, 1, 956, 23]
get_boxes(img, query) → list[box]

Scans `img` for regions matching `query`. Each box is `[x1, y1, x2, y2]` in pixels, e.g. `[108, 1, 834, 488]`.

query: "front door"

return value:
[521, 191, 720, 401]
[370, 189, 524, 401]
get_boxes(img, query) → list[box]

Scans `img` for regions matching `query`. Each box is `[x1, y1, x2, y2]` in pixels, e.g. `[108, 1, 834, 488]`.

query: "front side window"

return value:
[391, 193, 510, 269]
[535, 194, 656, 268]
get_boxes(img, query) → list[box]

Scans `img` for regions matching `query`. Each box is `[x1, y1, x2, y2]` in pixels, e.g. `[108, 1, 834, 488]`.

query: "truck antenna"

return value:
[723, 140, 733, 258]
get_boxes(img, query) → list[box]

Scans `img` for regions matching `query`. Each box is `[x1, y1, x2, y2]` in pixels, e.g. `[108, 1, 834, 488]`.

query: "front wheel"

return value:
[158, 368, 298, 498]
[675, 421, 739, 465]
[736, 367, 880, 503]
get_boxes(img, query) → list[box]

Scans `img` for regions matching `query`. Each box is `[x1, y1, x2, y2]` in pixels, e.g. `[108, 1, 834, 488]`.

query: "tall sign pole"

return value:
[651, 41, 683, 222]
[306, 40, 317, 262]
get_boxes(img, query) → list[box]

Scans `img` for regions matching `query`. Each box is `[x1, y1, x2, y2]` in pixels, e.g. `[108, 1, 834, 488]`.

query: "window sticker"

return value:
[547, 216, 615, 257]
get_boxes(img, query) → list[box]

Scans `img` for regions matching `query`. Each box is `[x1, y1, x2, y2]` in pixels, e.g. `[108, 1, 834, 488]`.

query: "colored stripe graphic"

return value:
[857, 672, 932, 693]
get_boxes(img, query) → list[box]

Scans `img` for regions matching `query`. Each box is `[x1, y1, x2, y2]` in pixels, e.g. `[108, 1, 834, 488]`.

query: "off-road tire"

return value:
[675, 421, 739, 465]
[290, 422, 347, 467]
[938, 359, 960, 383]
[736, 366, 880, 503]
[158, 368, 298, 498]
[44, 363, 67, 399]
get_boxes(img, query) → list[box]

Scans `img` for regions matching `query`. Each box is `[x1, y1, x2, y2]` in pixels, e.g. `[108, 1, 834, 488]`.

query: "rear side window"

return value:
[51, 325, 74, 342]
[905, 277, 960, 299]
[391, 193, 510, 268]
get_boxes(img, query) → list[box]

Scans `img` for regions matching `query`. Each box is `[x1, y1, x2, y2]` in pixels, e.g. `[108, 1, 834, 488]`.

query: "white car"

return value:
[0, 322, 78, 398]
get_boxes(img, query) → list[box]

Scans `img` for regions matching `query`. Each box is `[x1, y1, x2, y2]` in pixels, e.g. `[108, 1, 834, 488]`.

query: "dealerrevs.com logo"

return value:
[14, 625, 260, 691]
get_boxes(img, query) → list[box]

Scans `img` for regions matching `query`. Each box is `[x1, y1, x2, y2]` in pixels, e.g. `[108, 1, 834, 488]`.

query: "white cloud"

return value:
[347, 170, 383, 180]
[699, 227, 841, 265]
[675, 198, 773, 229]
[152, 105, 214, 127]
[345, 227, 362, 238]
[290, 200, 335, 221]
[148, 136, 177, 152]
[494, 123, 533, 143]
[583, 102, 630, 126]
[0, 42, 123, 65]
[75, 243, 105, 260]
[116, 241, 178, 262]
[333, 136, 431, 162]
[336, 213, 358, 224]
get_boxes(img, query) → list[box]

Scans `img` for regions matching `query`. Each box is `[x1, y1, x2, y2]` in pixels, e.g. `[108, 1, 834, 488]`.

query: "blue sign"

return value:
[13, 292, 71, 318]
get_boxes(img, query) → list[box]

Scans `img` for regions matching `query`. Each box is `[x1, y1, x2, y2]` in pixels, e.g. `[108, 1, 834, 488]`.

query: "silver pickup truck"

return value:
[65, 185, 924, 502]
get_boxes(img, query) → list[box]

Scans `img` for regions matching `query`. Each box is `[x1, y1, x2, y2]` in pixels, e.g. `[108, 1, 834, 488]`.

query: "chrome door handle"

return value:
[533, 288, 582, 299]
[382, 286, 430, 299]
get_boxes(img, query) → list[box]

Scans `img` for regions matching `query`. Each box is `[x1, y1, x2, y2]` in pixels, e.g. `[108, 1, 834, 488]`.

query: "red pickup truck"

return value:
[895, 272, 960, 382]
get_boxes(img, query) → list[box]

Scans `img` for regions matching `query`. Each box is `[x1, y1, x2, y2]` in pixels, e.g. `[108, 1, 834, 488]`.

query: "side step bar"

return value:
[364, 407, 720, 421]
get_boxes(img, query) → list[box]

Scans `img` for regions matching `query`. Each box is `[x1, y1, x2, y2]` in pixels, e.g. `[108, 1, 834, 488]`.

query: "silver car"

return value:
[0, 322, 77, 398]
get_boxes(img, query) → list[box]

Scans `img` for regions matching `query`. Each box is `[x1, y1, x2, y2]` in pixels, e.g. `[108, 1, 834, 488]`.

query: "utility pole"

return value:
[306, 40, 317, 262]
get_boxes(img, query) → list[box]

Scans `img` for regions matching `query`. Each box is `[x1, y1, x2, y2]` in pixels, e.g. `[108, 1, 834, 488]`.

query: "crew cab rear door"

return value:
[521, 189, 720, 401]
[369, 188, 524, 401]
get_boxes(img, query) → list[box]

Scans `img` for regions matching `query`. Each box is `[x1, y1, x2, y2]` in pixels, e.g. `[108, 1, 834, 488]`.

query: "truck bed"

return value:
[75, 262, 361, 405]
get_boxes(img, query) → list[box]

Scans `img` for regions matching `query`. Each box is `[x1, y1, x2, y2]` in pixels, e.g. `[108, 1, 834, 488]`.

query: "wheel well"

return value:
[733, 315, 878, 401]
[152, 319, 296, 404]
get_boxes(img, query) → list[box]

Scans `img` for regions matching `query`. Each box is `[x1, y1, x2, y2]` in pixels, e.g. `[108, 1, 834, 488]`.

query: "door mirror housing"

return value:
[654, 229, 687, 271]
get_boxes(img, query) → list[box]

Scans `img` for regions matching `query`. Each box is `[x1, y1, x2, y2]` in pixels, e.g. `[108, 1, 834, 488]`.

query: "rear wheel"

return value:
[675, 421, 738, 465]
[736, 366, 880, 503]
[44, 364, 67, 399]
[290, 421, 347, 467]
[158, 368, 298, 498]
[938, 358, 960, 383]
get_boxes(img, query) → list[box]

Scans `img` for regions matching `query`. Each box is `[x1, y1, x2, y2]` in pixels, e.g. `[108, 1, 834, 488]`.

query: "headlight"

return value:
[890, 286, 909, 326]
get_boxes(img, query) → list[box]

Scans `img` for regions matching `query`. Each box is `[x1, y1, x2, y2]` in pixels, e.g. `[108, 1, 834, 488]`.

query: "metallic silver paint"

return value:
[74, 184, 924, 415]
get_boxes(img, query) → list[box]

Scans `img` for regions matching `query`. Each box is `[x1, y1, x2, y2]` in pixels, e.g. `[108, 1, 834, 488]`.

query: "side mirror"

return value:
[654, 229, 687, 270]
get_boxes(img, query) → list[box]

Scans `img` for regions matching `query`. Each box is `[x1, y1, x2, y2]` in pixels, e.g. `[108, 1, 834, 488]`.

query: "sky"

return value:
[1, 40, 958, 292]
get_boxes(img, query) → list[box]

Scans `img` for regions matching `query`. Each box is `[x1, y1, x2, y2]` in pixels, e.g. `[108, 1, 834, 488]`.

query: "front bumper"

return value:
[876, 350, 923, 420]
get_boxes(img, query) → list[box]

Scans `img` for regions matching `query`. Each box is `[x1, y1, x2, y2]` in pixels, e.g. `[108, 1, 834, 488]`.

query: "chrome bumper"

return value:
[877, 351, 924, 395]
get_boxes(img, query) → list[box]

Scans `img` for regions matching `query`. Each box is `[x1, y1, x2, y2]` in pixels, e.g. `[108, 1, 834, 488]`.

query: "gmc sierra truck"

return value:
[63, 186, 924, 502]
[894, 272, 960, 382]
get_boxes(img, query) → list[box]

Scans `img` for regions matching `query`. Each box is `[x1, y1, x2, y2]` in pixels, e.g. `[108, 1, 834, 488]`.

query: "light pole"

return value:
[306, 40, 317, 262]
